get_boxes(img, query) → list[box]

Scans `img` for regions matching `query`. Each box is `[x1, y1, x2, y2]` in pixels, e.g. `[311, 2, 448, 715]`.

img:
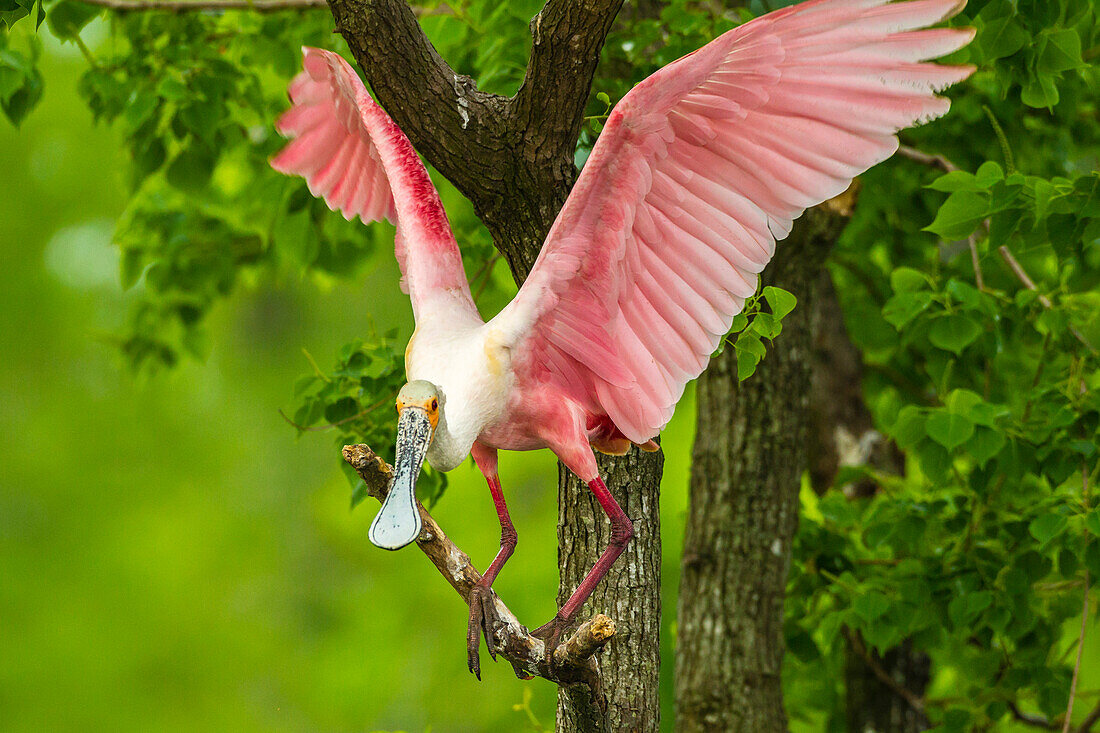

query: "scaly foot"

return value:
[466, 584, 501, 680]
[531, 614, 568, 671]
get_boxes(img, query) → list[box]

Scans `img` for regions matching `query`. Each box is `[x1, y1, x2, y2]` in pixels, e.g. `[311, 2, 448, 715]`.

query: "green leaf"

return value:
[929, 314, 982, 354]
[852, 591, 891, 622]
[46, 0, 99, 39]
[924, 191, 989, 240]
[349, 480, 371, 509]
[166, 144, 216, 193]
[763, 285, 796, 320]
[1084, 510, 1100, 537]
[890, 267, 930, 293]
[1021, 72, 1059, 108]
[968, 427, 1007, 467]
[948, 591, 992, 628]
[1037, 28, 1083, 74]
[926, 410, 975, 452]
[892, 406, 927, 450]
[0, 48, 42, 126]
[749, 312, 781, 339]
[929, 163, 1004, 194]
[883, 291, 933, 329]
[1028, 513, 1068, 546]
[977, 14, 1030, 61]
[736, 345, 761, 381]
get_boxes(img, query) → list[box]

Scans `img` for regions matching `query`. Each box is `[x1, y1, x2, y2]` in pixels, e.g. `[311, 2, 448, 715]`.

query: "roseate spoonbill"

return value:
[272, 0, 974, 677]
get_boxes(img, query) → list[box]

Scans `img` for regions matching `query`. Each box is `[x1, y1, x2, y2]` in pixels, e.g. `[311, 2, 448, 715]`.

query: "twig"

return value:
[341, 443, 615, 687]
[1065, 464, 1093, 733]
[1009, 701, 1059, 730]
[897, 144, 958, 172]
[277, 397, 388, 432]
[900, 147, 1097, 352]
[471, 252, 501, 303]
[844, 627, 926, 715]
[999, 245, 1054, 309]
[1077, 700, 1100, 732]
[1066, 571, 1091, 732]
[897, 145, 985, 289]
[78, 0, 327, 11]
[77, 0, 449, 13]
[998, 246, 1098, 354]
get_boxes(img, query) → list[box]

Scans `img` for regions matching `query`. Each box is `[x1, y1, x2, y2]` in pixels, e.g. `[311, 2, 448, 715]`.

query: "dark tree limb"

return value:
[79, 0, 328, 10]
[342, 444, 615, 689]
[327, 0, 511, 213]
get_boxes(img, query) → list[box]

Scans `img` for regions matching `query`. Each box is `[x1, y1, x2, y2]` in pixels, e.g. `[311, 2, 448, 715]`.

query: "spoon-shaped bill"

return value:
[369, 406, 432, 550]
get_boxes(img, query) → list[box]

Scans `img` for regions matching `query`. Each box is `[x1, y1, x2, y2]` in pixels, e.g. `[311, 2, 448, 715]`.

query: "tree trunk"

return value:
[674, 200, 854, 732]
[808, 275, 930, 732]
[330, 1, 663, 729]
[556, 451, 663, 732]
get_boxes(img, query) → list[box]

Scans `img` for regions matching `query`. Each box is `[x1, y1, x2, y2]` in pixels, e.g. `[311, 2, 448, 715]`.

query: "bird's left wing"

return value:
[492, 0, 974, 443]
[272, 48, 476, 319]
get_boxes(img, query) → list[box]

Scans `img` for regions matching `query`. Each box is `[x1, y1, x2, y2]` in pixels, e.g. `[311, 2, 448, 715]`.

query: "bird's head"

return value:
[368, 380, 442, 551]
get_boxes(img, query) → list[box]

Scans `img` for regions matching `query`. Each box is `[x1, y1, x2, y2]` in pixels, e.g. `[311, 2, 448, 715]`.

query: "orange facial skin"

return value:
[396, 396, 440, 430]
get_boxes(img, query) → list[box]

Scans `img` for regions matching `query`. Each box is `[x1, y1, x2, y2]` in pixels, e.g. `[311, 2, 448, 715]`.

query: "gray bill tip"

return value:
[368, 491, 421, 550]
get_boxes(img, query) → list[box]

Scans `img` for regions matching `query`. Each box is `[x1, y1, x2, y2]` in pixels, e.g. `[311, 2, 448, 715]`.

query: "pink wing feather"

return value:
[271, 47, 476, 319]
[496, 0, 975, 443]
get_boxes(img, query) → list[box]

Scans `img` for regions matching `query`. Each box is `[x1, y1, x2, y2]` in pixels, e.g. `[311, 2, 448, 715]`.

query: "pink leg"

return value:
[532, 439, 634, 664]
[556, 476, 633, 624]
[467, 443, 518, 679]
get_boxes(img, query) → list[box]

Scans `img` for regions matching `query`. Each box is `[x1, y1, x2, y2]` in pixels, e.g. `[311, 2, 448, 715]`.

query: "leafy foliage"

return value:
[782, 1, 1100, 727]
[717, 283, 799, 382]
[290, 332, 448, 508]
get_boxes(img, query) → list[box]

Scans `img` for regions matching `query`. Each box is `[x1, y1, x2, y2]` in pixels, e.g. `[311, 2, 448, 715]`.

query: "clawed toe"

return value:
[466, 585, 501, 680]
[531, 615, 567, 670]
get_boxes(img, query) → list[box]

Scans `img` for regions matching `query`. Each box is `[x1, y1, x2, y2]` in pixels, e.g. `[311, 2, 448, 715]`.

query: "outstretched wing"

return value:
[271, 47, 476, 319]
[493, 0, 974, 443]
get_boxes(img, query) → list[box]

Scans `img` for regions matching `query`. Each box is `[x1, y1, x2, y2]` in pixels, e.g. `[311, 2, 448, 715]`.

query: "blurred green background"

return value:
[0, 25, 697, 732]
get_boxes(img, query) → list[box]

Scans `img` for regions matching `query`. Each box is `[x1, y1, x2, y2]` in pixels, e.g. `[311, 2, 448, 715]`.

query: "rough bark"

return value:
[808, 277, 931, 731]
[674, 197, 855, 733]
[328, 1, 663, 730]
[557, 450, 663, 733]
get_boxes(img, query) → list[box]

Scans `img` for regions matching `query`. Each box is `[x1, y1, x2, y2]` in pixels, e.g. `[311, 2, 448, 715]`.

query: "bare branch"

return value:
[511, 0, 627, 167]
[896, 145, 985, 290]
[998, 246, 1098, 354]
[1009, 702, 1060, 730]
[1077, 701, 1100, 732]
[80, 0, 327, 11]
[897, 144, 959, 173]
[844, 628, 926, 715]
[1066, 465, 1093, 733]
[341, 443, 615, 686]
[327, 0, 512, 214]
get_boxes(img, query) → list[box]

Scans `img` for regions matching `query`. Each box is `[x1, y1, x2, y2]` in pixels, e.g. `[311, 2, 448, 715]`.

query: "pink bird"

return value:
[272, 0, 974, 677]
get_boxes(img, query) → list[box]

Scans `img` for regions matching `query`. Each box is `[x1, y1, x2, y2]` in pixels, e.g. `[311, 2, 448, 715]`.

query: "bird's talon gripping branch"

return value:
[532, 615, 569, 670]
[466, 584, 502, 679]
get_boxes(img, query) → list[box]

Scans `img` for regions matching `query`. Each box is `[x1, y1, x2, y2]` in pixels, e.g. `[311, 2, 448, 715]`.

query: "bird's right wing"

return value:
[272, 48, 476, 319]
[493, 0, 974, 443]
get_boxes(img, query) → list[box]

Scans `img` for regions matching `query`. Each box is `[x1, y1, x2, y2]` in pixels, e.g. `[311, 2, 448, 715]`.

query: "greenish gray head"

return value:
[368, 380, 441, 551]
